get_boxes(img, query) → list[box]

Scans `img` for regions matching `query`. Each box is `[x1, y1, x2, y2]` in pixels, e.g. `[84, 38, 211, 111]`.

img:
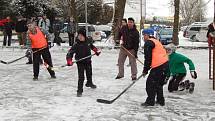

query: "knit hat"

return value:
[164, 43, 177, 53]
[78, 28, 86, 38]
[142, 28, 154, 36]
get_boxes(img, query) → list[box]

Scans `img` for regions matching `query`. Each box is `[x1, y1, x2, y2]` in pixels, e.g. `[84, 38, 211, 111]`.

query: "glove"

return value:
[93, 48, 101, 56]
[142, 69, 148, 77]
[25, 49, 32, 58]
[67, 58, 73, 66]
[190, 70, 197, 79]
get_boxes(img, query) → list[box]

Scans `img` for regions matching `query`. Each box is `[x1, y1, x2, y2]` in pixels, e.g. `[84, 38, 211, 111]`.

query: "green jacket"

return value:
[169, 52, 195, 76]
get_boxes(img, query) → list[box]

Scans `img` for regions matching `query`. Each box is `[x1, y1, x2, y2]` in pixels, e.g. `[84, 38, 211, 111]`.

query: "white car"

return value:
[195, 27, 208, 42]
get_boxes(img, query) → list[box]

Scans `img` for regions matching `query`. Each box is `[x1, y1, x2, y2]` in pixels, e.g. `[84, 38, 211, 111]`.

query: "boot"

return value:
[85, 83, 97, 89]
[33, 76, 38, 81]
[184, 80, 190, 90]
[77, 92, 82, 97]
[189, 82, 195, 93]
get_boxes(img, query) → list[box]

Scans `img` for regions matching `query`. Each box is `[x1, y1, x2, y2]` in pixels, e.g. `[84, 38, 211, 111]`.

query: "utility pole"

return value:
[140, 0, 146, 30]
[85, 0, 88, 36]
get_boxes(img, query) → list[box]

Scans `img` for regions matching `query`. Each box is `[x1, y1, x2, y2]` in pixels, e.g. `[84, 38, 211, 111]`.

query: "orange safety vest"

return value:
[149, 38, 168, 68]
[29, 27, 47, 48]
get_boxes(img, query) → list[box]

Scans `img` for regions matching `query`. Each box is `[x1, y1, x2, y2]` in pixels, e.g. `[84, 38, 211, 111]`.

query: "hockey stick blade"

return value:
[97, 74, 144, 104]
[0, 60, 8, 64]
[96, 99, 113, 104]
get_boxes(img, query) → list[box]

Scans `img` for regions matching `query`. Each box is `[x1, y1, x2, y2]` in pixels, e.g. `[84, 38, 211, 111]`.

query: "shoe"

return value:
[77, 92, 82, 97]
[178, 82, 185, 91]
[51, 75, 56, 79]
[115, 76, 124, 79]
[33, 76, 38, 81]
[156, 101, 165, 106]
[184, 80, 190, 90]
[26, 61, 33, 64]
[141, 102, 154, 107]
[132, 77, 137, 81]
[189, 82, 195, 93]
[85, 83, 97, 89]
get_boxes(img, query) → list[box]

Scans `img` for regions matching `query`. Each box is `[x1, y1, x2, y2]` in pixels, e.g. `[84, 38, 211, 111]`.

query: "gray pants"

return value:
[117, 48, 137, 78]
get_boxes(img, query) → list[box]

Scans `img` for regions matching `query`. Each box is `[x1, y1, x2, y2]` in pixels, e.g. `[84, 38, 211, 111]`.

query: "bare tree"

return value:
[170, 0, 206, 25]
[112, 0, 126, 44]
[173, 0, 180, 45]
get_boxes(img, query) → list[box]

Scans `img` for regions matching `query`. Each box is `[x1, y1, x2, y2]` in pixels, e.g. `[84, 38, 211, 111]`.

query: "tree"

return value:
[172, 0, 180, 45]
[0, 0, 13, 19]
[112, 0, 127, 44]
[100, 4, 113, 24]
[170, 0, 206, 25]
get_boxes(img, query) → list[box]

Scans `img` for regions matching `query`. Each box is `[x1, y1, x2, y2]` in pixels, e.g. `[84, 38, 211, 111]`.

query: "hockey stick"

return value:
[45, 53, 96, 70]
[0, 46, 47, 65]
[97, 74, 144, 104]
[121, 45, 144, 65]
[0, 60, 8, 64]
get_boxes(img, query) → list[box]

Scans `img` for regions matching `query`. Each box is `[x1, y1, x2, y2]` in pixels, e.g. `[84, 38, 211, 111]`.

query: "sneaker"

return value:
[77, 92, 82, 97]
[189, 82, 195, 93]
[178, 82, 185, 91]
[85, 83, 97, 89]
[184, 80, 190, 90]
[115, 76, 124, 79]
[141, 102, 154, 107]
[33, 76, 38, 81]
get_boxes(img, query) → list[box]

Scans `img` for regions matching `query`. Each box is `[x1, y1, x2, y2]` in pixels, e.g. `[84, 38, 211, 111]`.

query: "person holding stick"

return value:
[26, 21, 56, 80]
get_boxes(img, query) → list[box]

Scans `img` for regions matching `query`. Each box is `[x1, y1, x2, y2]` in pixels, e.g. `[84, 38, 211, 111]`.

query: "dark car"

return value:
[158, 28, 173, 45]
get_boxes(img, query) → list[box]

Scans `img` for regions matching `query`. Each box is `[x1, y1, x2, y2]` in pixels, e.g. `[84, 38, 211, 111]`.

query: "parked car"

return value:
[194, 27, 208, 42]
[157, 28, 173, 45]
[183, 22, 208, 41]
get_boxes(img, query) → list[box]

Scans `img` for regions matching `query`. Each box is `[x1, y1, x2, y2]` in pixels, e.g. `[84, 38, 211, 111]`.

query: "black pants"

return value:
[3, 31, 12, 46]
[53, 31, 61, 46]
[145, 62, 169, 105]
[68, 32, 75, 46]
[77, 62, 93, 93]
[32, 47, 55, 77]
[168, 73, 186, 92]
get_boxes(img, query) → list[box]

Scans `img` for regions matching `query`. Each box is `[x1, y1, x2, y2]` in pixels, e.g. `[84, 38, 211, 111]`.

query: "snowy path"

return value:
[0, 47, 215, 121]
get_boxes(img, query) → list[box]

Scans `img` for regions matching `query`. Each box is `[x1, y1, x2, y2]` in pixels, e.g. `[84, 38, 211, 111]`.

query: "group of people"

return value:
[1, 15, 201, 106]
[114, 17, 198, 106]
[0, 15, 77, 47]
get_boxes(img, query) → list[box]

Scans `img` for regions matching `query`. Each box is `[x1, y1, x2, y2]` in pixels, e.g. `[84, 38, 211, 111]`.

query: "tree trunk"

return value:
[173, 0, 180, 45]
[111, 0, 126, 45]
[70, 0, 78, 32]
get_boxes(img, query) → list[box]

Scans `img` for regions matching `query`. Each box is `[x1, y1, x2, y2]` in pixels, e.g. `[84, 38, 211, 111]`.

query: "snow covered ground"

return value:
[0, 43, 215, 120]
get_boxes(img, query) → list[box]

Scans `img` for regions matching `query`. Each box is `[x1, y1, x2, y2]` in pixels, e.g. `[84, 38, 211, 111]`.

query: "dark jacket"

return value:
[15, 20, 28, 32]
[53, 19, 63, 32]
[207, 23, 215, 38]
[143, 40, 155, 74]
[66, 39, 97, 63]
[119, 26, 139, 51]
[3, 20, 13, 34]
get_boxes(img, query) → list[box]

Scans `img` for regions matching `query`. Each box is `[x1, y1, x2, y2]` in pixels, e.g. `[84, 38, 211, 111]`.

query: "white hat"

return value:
[164, 43, 177, 52]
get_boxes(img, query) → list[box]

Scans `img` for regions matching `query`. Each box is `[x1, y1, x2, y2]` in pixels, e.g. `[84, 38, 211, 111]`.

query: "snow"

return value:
[0, 33, 214, 120]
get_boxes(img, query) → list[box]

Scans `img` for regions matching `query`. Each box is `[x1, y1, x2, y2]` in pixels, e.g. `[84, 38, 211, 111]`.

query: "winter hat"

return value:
[78, 28, 86, 38]
[142, 28, 154, 36]
[164, 43, 177, 53]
